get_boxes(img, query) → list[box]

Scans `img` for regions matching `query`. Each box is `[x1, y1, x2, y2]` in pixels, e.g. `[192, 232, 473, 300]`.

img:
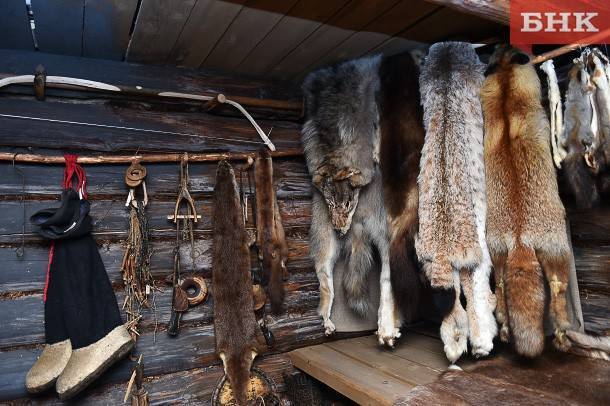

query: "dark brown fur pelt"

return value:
[562, 62, 601, 208]
[213, 161, 259, 406]
[482, 45, 572, 358]
[255, 149, 289, 314]
[379, 52, 425, 322]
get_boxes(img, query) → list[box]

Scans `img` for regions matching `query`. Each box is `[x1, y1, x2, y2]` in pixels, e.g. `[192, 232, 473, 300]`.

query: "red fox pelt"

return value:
[212, 161, 259, 405]
[255, 149, 289, 314]
[482, 45, 572, 357]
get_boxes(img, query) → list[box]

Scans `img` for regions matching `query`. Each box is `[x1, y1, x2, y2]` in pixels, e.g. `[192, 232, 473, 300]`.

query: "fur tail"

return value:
[390, 234, 421, 323]
[505, 246, 545, 358]
[343, 226, 373, 316]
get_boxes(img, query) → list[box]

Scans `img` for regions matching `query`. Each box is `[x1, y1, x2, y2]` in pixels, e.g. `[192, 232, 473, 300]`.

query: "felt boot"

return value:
[56, 324, 134, 400]
[25, 339, 72, 393]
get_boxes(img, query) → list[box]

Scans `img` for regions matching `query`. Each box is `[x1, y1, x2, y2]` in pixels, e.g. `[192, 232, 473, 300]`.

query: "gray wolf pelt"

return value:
[302, 55, 400, 346]
[417, 42, 497, 362]
[482, 45, 572, 357]
[213, 161, 259, 405]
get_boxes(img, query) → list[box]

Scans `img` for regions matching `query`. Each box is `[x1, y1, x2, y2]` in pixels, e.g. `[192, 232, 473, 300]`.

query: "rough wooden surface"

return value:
[398, 344, 610, 405]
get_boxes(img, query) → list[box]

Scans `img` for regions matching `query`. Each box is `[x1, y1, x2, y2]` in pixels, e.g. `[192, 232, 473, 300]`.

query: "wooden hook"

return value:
[34, 65, 46, 101]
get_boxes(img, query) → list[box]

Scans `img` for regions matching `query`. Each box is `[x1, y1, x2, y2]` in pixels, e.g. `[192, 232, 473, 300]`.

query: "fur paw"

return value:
[499, 324, 510, 343]
[443, 329, 468, 363]
[323, 319, 336, 336]
[553, 330, 571, 352]
[376, 326, 401, 347]
[376, 308, 401, 347]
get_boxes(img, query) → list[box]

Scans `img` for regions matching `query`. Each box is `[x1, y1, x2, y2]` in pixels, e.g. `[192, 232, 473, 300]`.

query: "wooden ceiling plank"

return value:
[0, 0, 33, 50]
[201, 0, 300, 72]
[233, 0, 350, 77]
[82, 0, 139, 60]
[167, 0, 247, 68]
[268, 0, 400, 79]
[32, 0, 85, 56]
[303, 0, 436, 75]
[126, 0, 197, 64]
[422, 0, 509, 25]
[397, 7, 503, 44]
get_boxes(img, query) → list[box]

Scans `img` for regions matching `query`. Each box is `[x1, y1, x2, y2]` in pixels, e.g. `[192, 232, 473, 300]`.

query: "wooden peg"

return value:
[203, 93, 226, 111]
[34, 65, 46, 101]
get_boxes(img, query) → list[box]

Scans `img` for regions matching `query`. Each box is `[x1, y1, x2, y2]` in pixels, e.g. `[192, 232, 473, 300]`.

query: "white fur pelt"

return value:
[417, 42, 496, 362]
[588, 49, 610, 166]
[540, 60, 567, 168]
[302, 55, 400, 347]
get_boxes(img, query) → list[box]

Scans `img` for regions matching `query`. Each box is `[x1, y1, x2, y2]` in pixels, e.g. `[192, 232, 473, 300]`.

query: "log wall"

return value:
[0, 50, 607, 405]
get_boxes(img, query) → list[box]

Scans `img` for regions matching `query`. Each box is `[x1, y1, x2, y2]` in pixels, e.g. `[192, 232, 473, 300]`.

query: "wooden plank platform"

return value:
[289, 331, 454, 405]
[290, 329, 610, 406]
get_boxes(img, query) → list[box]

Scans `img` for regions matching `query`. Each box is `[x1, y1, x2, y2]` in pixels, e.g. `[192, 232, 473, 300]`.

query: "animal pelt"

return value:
[302, 55, 400, 346]
[212, 161, 259, 405]
[587, 49, 610, 180]
[254, 149, 289, 314]
[482, 45, 572, 358]
[562, 59, 602, 208]
[378, 51, 424, 323]
[417, 42, 496, 361]
[540, 60, 567, 168]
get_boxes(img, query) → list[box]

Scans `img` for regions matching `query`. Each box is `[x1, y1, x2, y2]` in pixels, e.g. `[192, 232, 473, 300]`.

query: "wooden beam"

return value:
[0, 149, 303, 165]
[532, 27, 610, 64]
[423, 0, 509, 25]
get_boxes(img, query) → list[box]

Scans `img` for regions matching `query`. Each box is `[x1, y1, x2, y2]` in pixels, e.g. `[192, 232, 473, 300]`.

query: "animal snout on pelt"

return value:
[313, 167, 362, 236]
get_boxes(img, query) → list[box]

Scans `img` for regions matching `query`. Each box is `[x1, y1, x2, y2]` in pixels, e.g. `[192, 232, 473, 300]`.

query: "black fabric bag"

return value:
[31, 189, 123, 349]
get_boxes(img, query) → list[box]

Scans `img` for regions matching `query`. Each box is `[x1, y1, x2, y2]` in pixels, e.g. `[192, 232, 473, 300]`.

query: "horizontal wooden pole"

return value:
[0, 148, 304, 165]
[532, 27, 610, 65]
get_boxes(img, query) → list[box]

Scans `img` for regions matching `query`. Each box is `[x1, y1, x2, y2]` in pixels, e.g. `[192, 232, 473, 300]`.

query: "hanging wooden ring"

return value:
[125, 162, 147, 187]
[180, 276, 207, 306]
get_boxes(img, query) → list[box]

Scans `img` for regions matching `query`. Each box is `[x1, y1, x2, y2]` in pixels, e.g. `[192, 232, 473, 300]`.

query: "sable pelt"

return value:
[302, 55, 400, 346]
[212, 161, 259, 405]
[378, 51, 424, 323]
[255, 149, 289, 314]
[417, 42, 496, 361]
[482, 45, 572, 358]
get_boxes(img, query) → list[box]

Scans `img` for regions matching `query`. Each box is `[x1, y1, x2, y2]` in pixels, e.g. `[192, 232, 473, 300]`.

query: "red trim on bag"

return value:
[43, 241, 55, 302]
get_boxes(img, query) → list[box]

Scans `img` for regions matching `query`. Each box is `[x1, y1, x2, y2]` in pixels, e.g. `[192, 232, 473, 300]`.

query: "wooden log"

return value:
[0, 49, 300, 106]
[0, 235, 312, 294]
[567, 206, 610, 243]
[0, 309, 365, 401]
[0, 157, 311, 199]
[0, 273, 321, 349]
[0, 198, 311, 245]
[0, 98, 301, 154]
[14, 353, 296, 405]
[422, 0, 509, 25]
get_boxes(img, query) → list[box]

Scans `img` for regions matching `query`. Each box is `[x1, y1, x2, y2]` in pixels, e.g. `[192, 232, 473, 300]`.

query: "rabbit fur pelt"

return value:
[482, 45, 572, 357]
[417, 42, 496, 362]
[302, 55, 400, 346]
